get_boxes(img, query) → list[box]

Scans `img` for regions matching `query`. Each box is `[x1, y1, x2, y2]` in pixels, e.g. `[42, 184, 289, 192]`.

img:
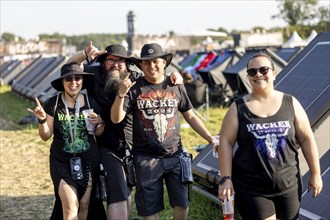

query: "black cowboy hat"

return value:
[130, 43, 173, 70]
[96, 44, 129, 63]
[51, 62, 94, 91]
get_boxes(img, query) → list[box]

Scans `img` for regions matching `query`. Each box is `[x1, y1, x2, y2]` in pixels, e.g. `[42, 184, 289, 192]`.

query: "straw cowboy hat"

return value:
[96, 44, 130, 63]
[130, 43, 173, 70]
[51, 62, 94, 91]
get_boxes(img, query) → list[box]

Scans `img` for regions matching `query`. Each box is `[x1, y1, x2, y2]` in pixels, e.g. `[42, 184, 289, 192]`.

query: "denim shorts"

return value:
[133, 154, 190, 216]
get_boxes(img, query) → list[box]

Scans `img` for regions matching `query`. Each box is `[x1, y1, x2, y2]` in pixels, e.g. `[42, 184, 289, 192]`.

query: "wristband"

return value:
[219, 176, 231, 185]
[38, 118, 47, 124]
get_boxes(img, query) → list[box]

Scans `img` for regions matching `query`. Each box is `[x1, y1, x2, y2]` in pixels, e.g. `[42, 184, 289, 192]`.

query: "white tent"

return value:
[305, 30, 318, 45]
[282, 31, 306, 48]
[179, 29, 227, 37]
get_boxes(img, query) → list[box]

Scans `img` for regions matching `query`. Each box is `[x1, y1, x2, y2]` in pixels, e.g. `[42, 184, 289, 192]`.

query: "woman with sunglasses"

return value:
[217, 52, 322, 219]
[28, 62, 107, 219]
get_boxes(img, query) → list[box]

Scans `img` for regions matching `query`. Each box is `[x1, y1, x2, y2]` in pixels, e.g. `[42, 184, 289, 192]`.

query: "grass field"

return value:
[0, 85, 241, 219]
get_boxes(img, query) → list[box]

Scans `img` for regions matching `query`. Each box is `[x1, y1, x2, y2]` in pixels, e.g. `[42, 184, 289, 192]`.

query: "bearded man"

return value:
[67, 42, 182, 220]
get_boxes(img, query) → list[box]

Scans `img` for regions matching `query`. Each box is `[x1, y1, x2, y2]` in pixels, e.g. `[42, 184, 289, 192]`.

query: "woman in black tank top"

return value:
[217, 52, 323, 220]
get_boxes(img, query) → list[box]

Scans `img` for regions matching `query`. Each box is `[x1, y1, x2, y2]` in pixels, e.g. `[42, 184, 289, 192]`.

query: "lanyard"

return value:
[62, 93, 80, 152]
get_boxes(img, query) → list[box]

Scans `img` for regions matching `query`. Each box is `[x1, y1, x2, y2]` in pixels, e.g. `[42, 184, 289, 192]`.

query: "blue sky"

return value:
[1, 0, 328, 40]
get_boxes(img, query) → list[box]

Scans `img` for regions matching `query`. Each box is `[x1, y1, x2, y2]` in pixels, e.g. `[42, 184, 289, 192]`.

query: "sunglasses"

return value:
[106, 58, 125, 65]
[64, 75, 82, 82]
[247, 66, 273, 77]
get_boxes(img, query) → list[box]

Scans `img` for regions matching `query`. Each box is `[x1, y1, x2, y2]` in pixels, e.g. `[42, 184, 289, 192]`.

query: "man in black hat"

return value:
[67, 42, 183, 220]
[111, 43, 215, 219]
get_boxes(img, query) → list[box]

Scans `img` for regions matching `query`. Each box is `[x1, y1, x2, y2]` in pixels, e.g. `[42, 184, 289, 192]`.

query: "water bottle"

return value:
[99, 163, 107, 202]
[123, 149, 136, 187]
[222, 195, 234, 220]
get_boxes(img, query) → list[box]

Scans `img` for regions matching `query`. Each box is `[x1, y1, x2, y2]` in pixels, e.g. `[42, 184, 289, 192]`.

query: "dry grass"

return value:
[0, 122, 54, 219]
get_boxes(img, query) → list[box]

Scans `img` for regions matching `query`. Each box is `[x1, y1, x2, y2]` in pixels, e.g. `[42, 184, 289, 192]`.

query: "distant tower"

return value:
[127, 11, 135, 56]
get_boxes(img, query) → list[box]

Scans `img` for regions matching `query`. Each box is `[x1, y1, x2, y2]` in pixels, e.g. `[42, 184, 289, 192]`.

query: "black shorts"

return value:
[99, 147, 130, 204]
[133, 154, 189, 216]
[235, 189, 301, 220]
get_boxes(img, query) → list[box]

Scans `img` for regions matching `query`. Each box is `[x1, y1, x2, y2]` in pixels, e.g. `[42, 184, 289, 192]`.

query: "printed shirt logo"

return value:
[246, 121, 290, 159]
[57, 113, 91, 153]
[137, 90, 177, 143]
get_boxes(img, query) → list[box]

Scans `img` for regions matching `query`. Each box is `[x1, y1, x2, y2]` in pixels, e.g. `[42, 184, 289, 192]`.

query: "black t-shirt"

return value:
[44, 93, 101, 163]
[123, 76, 193, 157]
[233, 94, 300, 196]
[84, 64, 142, 156]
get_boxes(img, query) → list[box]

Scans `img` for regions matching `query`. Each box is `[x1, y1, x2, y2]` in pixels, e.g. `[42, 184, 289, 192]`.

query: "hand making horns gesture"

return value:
[84, 41, 107, 61]
[27, 97, 47, 120]
[117, 72, 136, 98]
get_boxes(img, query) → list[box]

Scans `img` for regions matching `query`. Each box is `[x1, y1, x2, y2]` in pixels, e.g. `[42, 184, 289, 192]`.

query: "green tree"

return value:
[1, 32, 17, 42]
[316, 5, 330, 32]
[276, 0, 318, 26]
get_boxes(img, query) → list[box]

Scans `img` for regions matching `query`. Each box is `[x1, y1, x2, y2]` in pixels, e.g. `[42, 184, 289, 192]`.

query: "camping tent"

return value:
[282, 31, 306, 48]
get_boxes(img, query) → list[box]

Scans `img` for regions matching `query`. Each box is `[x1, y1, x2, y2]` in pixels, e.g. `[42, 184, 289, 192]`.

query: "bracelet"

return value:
[219, 176, 231, 185]
[38, 118, 47, 124]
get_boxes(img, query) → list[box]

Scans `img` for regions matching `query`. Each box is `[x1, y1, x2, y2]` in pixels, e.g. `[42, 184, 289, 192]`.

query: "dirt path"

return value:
[0, 116, 54, 219]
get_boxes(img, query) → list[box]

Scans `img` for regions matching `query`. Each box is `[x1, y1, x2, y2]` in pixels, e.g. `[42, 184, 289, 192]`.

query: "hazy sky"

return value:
[1, 0, 328, 39]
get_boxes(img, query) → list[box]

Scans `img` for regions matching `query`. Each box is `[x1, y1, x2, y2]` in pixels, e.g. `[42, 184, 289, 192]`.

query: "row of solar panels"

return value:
[1, 56, 67, 104]
[178, 46, 302, 99]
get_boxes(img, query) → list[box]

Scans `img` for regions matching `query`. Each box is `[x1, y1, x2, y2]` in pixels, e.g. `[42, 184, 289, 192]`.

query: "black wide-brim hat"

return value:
[131, 43, 173, 70]
[96, 44, 129, 63]
[51, 62, 94, 91]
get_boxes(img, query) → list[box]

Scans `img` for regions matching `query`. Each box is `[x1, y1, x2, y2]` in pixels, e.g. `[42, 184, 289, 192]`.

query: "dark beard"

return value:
[104, 69, 123, 96]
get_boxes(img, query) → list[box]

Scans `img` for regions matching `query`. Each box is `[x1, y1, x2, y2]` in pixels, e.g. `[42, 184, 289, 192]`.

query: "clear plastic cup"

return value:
[82, 109, 95, 135]
[222, 195, 234, 220]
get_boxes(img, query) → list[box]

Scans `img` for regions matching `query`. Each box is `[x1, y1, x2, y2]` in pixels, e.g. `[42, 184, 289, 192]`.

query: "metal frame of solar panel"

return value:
[191, 144, 221, 204]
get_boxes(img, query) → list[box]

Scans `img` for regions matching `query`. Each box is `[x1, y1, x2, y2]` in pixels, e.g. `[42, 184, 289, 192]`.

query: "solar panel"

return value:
[300, 151, 330, 220]
[275, 33, 330, 129]
[276, 47, 301, 62]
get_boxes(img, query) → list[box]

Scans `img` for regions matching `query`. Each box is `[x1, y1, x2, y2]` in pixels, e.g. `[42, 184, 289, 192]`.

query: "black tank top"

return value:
[233, 94, 301, 196]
